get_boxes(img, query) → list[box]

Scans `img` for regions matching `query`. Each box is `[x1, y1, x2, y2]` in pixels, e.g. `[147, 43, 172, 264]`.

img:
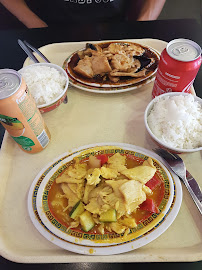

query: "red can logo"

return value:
[152, 39, 202, 98]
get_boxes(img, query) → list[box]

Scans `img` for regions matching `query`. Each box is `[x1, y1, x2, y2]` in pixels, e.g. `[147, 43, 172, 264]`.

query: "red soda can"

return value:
[152, 38, 202, 98]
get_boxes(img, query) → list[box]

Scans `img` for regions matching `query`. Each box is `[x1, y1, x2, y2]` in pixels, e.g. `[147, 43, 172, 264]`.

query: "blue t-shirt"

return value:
[26, 0, 143, 25]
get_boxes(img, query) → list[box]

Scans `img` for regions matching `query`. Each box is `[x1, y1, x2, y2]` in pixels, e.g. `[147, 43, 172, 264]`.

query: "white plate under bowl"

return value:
[66, 71, 157, 94]
[28, 143, 182, 255]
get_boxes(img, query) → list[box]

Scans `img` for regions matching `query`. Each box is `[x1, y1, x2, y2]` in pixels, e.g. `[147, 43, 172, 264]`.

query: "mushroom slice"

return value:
[86, 43, 102, 52]
[108, 74, 120, 83]
[110, 69, 146, 78]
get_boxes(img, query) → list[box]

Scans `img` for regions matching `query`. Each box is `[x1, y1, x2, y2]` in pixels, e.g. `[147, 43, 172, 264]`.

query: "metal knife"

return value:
[186, 170, 202, 203]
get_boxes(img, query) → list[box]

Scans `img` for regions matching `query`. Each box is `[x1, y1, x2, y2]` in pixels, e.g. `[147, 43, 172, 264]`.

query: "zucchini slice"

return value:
[69, 201, 85, 219]
[80, 211, 95, 232]
[99, 209, 117, 222]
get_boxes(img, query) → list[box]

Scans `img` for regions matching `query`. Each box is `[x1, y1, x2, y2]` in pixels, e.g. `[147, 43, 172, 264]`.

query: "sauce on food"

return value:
[48, 154, 165, 235]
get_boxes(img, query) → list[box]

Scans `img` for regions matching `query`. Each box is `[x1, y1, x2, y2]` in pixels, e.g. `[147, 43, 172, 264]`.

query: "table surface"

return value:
[0, 19, 202, 269]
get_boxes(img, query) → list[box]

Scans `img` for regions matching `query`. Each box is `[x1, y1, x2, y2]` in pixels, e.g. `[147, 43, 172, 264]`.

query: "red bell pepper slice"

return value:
[146, 175, 161, 190]
[139, 198, 159, 214]
[96, 154, 108, 165]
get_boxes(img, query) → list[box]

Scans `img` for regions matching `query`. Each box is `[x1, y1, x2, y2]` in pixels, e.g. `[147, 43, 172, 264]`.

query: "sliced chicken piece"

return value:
[110, 69, 146, 78]
[77, 50, 85, 59]
[107, 153, 127, 172]
[109, 222, 126, 234]
[110, 53, 134, 71]
[126, 199, 146, 214]
[105, 179, 128, 198]
[74, 56, 94, 78]
[103, 193, 126, 218]
[119, 180, 147, 215]
[118, 61, 141, 75]
[143, 157, 156, 168]
[56, 174, 84, 184]
[78, 43, 102, 59]
[124, 44, 145, 56]
[74, 54, 111, 78]
[86, 168, 101, 186]
[103, 52, 114, 60]
[104, 43, 125, 54]
[119, 180, 146, 205]
[103, 180, 127, 218]
[66, 162, 87, 179]
[121, 165, 156, 184]
[68, 183, 84, 200]
[142, 185, 152, 195]
[86, 184, 114, 215]
[120, 217, 137, 228]
[68, 220, 80, 230]
[99, 186, 114, 198]
[85, 198, 102, 215]
[83, 184, 95, 204]
[91, 54, 112, 75]
[61, 183, 79, 208]
[88, 182, 108, 199]
[77, 48, 94, 59]
[100, 166, 119, 179]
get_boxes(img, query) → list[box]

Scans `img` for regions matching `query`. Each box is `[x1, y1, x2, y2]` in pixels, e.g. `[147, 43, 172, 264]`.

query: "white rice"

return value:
[19, 65, 67, 106]
[147, 95, 202, 149]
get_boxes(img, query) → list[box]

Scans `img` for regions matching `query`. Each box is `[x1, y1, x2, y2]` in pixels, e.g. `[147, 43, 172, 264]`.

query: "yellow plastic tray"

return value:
[0, 39, 201, 263]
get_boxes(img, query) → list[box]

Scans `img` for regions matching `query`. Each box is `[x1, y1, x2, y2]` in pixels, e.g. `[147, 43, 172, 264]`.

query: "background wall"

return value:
[158, 0, 202, 25]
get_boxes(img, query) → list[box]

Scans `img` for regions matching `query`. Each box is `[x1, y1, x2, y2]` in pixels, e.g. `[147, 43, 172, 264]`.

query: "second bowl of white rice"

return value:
[19, 63, 69, 113]
[144, 92, 202, 153]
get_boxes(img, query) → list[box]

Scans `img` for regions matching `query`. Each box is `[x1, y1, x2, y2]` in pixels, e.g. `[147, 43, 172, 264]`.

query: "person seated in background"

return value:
[0, 0, 166, 29]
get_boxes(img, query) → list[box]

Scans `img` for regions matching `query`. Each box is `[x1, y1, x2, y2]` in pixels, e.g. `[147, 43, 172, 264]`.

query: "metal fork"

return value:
[153, 148, 202, 215]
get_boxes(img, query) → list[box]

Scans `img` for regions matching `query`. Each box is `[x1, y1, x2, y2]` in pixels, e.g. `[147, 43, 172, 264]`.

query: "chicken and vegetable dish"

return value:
[48, 153, 165, 235]
[66, 41, 159, 86]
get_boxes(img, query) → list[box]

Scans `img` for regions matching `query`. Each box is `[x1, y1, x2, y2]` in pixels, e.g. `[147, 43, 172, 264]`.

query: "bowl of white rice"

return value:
[144, 92, 202, 153]
[19, 63, 69, 113]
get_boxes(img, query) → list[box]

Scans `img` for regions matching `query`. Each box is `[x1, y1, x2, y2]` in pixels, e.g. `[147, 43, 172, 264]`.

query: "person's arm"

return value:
[137, 0, 166, 21]
[0, 0, 48, 28]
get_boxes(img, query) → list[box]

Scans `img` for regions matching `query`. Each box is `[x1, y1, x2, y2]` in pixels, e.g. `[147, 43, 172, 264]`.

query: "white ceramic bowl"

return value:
[19, 63, 69, 113]
[144, 92, 202, 153]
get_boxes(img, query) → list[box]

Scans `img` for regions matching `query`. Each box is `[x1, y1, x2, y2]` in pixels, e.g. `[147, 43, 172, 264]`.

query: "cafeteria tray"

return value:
[0, 39, 201, 263]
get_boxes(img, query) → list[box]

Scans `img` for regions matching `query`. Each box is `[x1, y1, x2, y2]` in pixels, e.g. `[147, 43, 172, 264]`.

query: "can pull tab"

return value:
[172, 46, 189, 56]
